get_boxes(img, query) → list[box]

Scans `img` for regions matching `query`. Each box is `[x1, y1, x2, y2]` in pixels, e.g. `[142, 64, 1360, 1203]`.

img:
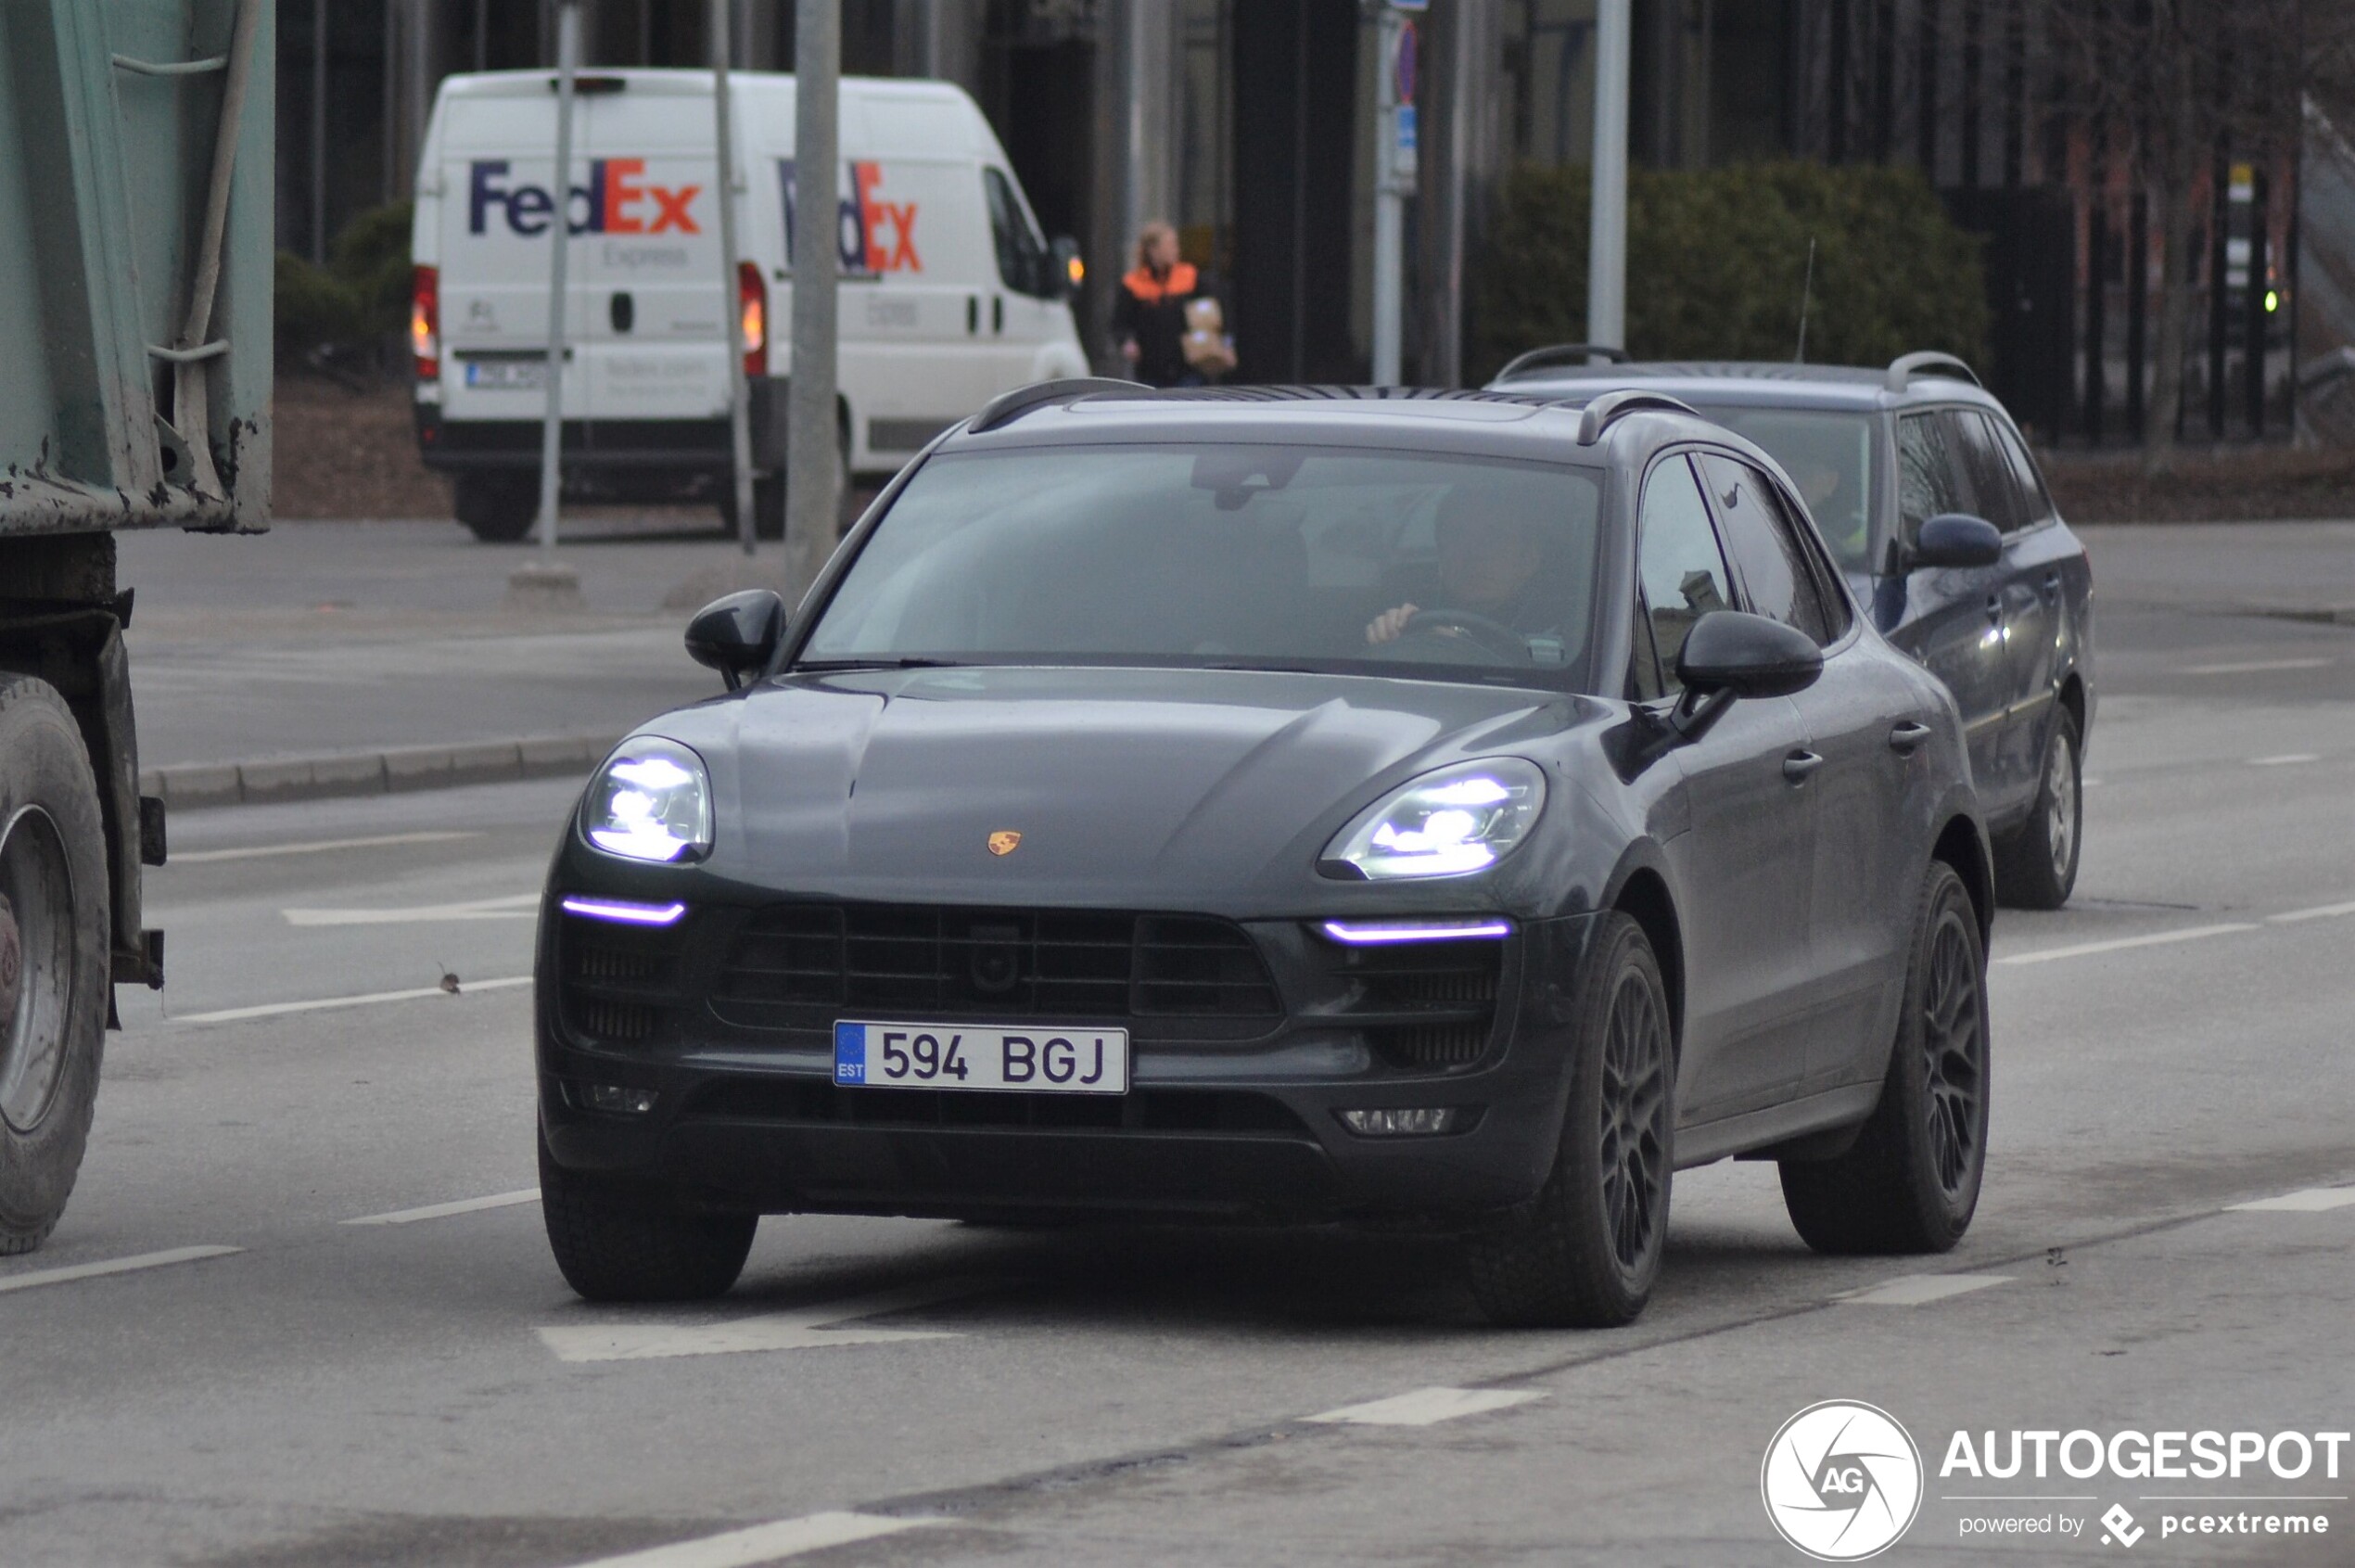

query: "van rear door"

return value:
[435, 85, 594, 426]
[578, 79, 730, 427]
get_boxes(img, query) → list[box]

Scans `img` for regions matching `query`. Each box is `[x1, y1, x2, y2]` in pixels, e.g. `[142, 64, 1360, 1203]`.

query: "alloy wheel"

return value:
[1919, 911, 1985, 1201]
[2045, 730, 2077, 882]
[0, 806, 74, 1135]
[1597, 971, 1671, 1273]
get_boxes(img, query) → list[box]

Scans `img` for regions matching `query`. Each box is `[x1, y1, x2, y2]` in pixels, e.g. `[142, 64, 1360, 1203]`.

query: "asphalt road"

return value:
[8, 576, 2352, 1565]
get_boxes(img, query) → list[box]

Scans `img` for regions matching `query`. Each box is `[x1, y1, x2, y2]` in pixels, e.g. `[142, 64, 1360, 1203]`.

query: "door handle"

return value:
[1889, 720, 1931, 755]
[1984, 594, 2005, 624]
[992, 295, 1005, 334]
[1783, 749, 1823, 784]
[966, 296, 979, 335]
[2041, 571, 2062, 599]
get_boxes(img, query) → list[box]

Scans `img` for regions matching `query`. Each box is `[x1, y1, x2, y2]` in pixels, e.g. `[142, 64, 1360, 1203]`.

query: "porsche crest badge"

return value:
[987, 830, 1023, 857]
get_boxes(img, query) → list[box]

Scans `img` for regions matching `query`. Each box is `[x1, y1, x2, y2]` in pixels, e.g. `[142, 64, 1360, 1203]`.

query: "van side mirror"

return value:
[685, 589, 785, 691]
[1903, 513, 2004, 571]
[1674, 610, 1824, 701]
[1049, 236, 1083, 300]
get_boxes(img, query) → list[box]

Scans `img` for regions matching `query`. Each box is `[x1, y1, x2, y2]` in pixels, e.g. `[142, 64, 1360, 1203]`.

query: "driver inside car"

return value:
[1365, 486, 1561, 655]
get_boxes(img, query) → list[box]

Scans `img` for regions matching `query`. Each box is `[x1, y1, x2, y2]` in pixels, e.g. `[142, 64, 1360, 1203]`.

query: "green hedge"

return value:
[275, 200, 414, 363]
[1476, 162, 1987, 380]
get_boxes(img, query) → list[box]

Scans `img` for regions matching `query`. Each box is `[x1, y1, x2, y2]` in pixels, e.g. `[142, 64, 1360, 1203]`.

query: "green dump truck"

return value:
[0, 1, 272, 1252]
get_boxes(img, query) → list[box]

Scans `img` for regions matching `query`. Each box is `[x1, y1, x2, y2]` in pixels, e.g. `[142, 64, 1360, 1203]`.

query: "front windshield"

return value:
[800, 446, 1605, 689]
[1685, 407, 1877, 573]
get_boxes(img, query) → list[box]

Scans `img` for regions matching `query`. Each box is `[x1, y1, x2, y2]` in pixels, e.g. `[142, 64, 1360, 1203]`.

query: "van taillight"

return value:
[738, 261, 766, 377]
[411, 264, 439, 381]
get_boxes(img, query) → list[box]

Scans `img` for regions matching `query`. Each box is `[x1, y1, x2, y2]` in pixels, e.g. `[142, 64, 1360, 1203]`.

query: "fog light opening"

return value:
[579, 1083, 659, 1115]
[1338, 1106, 1462, 1137]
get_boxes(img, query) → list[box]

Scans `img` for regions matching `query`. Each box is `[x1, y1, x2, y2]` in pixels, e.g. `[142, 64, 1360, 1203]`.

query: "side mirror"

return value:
[1674, 610, 1825, 701]
[1905, 512, 2004, 571]
[1048, 236, 1084, 300]
[685, 589, 785, 691]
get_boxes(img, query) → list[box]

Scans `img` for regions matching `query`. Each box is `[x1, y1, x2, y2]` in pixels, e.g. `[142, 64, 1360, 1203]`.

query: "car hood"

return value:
[667, 666, 1594, 907]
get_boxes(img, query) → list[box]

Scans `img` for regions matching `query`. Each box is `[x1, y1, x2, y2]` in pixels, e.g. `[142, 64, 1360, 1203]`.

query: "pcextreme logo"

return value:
[1762, 1400, 1926, 1562]
[466, 159, 699, 236]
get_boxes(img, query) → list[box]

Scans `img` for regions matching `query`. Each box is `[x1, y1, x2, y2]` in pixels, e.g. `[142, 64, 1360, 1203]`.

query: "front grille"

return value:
[561, 923, 686, 1045]
[1330, 938, 1505, 1070]
[681, 1077, 1314, 1138]
[711, 905, 1282, 1029]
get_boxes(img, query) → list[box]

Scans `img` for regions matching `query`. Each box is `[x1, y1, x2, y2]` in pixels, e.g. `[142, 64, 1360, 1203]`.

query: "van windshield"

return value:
[798, 446, 1606, 691]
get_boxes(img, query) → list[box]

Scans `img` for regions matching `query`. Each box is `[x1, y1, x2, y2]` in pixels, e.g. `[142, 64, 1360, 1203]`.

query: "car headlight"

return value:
[581, 737, 711, 862]
[1323, 759, 1547, 880]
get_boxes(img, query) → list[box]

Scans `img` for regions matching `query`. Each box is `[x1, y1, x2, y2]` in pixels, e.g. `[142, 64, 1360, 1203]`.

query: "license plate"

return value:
[833, 1021, 1129, 1094]
[463, 358, 545, 390]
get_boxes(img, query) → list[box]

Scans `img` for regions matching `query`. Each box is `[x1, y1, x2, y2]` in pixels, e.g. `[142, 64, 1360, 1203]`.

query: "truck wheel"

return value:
[539, 1134, 756, 1302]
[1994, 708, 2081, 910]
[453, 475, 539, 542]
[1780, 860, 1989, 1254]
[1463, 913, 1674, 1328]
[0, 677, 110, 1255]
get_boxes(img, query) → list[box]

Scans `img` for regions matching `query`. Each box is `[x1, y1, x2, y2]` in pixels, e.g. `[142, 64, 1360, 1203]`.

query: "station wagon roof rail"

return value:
[1575, 390, 1700, 445]
[1493, 343, 1635, 381]
[1883, 351, 1982, 392]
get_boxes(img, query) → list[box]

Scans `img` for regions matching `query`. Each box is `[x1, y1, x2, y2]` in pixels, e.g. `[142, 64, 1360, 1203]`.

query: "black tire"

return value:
[454, 474, 538, 542]
[1780, 860, 1989, 1254]
[1464, 913, 1674, 1328]
[0, 677, 110, 1256]
[539, 1135, 756, 1302]
[1994, 708, 2081, 910]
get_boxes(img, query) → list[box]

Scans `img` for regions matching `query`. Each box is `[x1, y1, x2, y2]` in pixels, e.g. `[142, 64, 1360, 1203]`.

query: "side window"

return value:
[1699, 453, 1832, 644]
[983, 168, 1050, 297]
[1949, 410, 2026, 533]
[1895, 411, 1977, 541]
[1635, 455, 1737, 694]
[1763, 475, 1854, 641]
[1989, 416, 2056, 528]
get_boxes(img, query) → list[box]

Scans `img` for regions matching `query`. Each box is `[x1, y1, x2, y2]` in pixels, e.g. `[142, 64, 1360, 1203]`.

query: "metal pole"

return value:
[785, 0, 842, 602]
[1370, 5, 1409, 386]
[1587, 0, 1631, 356]
[537, 3, 580, 555]
[312, 0, 326, 263]
[714, 0, 757, 555]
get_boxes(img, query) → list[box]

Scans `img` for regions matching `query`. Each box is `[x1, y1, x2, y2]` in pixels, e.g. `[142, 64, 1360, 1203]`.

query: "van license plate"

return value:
[833, 1022, 1128, 1094]
[464, 359, 545, 390]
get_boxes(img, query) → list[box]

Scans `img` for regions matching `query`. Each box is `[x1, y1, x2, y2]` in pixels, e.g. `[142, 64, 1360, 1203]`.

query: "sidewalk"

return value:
[2075, 521, 2355, 623]
[120, 516, 797, 806]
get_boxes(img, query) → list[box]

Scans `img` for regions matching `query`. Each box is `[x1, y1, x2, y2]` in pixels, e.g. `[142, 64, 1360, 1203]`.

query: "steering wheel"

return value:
[1397, 608, 1533, 665]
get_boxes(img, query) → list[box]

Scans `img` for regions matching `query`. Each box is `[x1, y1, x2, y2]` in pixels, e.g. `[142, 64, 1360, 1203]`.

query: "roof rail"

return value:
[1884, 351, 1981, 392]
[967, 376, 1147, 434]
[1494, 343, 1633, 381]
[1576, 389, 1699, 446]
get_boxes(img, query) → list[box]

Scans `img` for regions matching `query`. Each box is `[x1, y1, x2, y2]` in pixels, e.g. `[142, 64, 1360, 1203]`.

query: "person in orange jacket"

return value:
[1111, 221, 1224, 387]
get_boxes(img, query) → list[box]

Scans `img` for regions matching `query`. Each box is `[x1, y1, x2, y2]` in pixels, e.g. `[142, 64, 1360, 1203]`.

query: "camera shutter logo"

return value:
[1761, 1400, 1924, 1561]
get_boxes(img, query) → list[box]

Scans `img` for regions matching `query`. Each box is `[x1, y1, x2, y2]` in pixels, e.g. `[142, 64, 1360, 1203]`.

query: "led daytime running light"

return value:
[561, 896, 688, 926]
[1319, 919, 1510, 945]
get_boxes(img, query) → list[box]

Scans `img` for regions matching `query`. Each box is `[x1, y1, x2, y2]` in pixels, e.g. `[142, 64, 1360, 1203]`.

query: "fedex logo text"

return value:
[780, 160, 921, 274]
[468, 159, 701, 237]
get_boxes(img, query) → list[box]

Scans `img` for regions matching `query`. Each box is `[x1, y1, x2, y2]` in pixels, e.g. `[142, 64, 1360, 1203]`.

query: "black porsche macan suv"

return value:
[536, 380, 1998, 1328]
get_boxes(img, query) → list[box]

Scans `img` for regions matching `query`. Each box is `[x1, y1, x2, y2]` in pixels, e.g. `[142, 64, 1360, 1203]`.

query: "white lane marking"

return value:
[2270, 899, 2355, 924]
[2178, 657, 2335, 675]
[0, 1244, 242, 1295]
[559, 1511, 942, 1568]
[537, 1279, 999, 1363]
[282, 892, 541, 927]
[178, 975, 531, 1024]
[2248, 753, 2321, 767]
[342, 1189, 540, 1227]
[2226, 1188, 2355, 1213]
[1304, 1386, 1548, 1427]
[1996, 924, 2259, 966]
[2081, 776, 2103, 787]
[1835, 1273, 2014, 1307]
[172, 831, 481, 864]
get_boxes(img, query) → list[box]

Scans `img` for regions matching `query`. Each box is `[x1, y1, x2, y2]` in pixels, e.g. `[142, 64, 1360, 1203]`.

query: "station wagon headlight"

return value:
[1323, 759, 1546, 880]
[582, 738, 711, 863]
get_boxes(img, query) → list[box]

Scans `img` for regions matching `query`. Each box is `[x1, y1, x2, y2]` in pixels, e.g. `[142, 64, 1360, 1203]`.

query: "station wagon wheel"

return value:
[1994, 708, 2081, 910]
[1465, 913, 1673, 1328]
[1780, 860, 1989, 1255]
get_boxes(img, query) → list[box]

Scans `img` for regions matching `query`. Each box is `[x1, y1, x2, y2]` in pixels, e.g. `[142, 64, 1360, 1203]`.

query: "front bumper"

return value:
[535, 885, 1603, 1227]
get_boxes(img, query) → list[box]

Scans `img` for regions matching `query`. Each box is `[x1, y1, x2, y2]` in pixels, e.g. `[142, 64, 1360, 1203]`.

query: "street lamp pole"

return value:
[1370, 2, 1419, 387]
[712, 0, 756, 556]
[1587, 0, 1630, 359]
[785, 0, 841, 602]
[535, 1, 579, 556]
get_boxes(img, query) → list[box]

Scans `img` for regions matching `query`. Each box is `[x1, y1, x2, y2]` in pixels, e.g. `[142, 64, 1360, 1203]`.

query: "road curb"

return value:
[142, 733, 622, 811]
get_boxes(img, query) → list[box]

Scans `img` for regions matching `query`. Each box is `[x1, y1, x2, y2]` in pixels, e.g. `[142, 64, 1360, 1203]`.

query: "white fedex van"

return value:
[410, 70, 1088, 540]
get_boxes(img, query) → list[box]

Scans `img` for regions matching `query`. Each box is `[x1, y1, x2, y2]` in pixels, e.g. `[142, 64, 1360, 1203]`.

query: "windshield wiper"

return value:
[792, 657, 968, 672]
